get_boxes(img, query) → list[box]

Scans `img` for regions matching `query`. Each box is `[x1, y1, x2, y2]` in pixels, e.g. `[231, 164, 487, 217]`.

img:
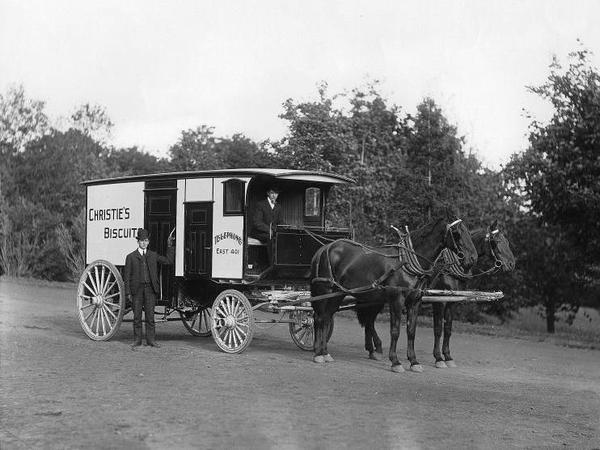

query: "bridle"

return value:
[445, 219, 465, 261]
[389, 218, 469, 277]
[482, 229, 504, 273]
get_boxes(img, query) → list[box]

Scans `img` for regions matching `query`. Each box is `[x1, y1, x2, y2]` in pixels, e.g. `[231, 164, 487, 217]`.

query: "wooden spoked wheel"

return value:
[289, 310, 334, 351]
[180, 306, 212, 337]
[77, 260, 125, 341]
[210, 290, 254, 354]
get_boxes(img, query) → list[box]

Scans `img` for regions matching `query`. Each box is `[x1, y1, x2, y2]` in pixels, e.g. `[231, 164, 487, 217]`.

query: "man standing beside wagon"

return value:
[124, 228, 174, 350]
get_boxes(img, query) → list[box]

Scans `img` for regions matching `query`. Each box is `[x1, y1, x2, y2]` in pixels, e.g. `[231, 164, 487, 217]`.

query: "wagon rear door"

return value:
[184, 202, 213, 276]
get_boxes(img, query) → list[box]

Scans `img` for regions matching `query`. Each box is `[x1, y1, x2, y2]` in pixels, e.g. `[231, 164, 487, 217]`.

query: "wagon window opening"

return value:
[223, 179, 245, 215]
[304, 187, 321, 217]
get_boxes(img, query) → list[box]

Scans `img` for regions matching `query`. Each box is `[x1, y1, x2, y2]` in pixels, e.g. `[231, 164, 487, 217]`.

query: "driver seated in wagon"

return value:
[248, 185, 283, 266]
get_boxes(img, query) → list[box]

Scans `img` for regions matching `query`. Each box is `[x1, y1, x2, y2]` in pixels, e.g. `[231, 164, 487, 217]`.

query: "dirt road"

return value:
[1, 279, 599, 449]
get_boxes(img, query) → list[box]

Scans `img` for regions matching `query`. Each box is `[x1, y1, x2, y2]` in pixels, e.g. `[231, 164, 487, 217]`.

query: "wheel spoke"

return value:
[215, 304, 227, 318]
[94, 308, 101, 335]
[80, 302, 94, 310]
[92, 266, 101, 295]
[83, 280, 97, 297]
[233, 327, 244, 344]
[103, 305, 117, 321]
[296, 327, 308, 342]
[103, 291, 121, 300]
[84, 305, 97, 323]
[99, 308, 107, 335]
[102, 278, 117, 296]
[231, 300, 241, 317]
[98, 265, 107, 295]
[103, 302, 121, 311]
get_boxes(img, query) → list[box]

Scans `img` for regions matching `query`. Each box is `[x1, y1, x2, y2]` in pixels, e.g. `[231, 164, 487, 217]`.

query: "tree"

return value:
[168, 125, 222, 170]
[106, 146, 168, 176]
[522, 47, 600, 257]
[69, 103, 114, 144]
[504, 46, 600, 331]
[0, 84, 50, 155]
[13, 129, 110, 220]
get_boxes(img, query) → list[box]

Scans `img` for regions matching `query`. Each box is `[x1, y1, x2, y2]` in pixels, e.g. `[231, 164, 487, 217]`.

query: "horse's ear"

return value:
[490, 219, 498, 231]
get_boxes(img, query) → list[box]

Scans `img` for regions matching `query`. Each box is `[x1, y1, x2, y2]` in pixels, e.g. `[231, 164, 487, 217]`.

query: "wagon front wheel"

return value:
[211, 290, 254, 353]
[77, 260, 125, 341]
[289, 310, 334, 351]
[180, 305, 212, 337]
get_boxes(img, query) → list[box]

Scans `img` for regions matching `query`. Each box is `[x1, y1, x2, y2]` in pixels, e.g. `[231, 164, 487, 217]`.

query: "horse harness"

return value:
[311, 219, 468, 299]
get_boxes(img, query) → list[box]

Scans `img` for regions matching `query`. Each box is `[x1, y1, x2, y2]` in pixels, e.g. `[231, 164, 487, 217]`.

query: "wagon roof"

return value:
[82, 168, 355, 186]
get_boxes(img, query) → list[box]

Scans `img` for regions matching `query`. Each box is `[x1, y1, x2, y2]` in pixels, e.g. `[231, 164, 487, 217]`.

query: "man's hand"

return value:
[167, 236, 175, 247]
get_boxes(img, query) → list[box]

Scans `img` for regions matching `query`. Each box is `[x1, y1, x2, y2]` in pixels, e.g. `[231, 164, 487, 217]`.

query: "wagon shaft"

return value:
[422, 289, 504, 303]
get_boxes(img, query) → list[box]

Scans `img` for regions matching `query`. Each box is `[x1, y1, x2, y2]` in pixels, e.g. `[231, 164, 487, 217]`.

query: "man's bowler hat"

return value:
[136, 228, 150, 240]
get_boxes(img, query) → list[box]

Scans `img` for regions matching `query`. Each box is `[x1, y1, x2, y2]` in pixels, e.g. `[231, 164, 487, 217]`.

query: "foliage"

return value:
[69, 103, 114, 144]
[0, 193, 62, 279]
[106, 146, 168, 175]
[55, 209, 86, 281]
[503, 46, 600, 331]
[0, 84, 50, 154]
[12, 129, 110, 220]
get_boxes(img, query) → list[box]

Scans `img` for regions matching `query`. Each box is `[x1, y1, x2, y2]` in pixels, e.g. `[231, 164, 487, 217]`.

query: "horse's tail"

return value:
[355, 302, 385, 328]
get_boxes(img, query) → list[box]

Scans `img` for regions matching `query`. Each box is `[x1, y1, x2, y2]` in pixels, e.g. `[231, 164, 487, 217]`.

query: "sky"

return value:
[1, 0, 599, 169]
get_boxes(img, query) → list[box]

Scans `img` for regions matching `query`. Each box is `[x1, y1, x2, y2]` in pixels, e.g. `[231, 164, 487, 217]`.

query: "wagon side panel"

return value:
[86, 182, 145, 266]
[211, 177, 250, 280]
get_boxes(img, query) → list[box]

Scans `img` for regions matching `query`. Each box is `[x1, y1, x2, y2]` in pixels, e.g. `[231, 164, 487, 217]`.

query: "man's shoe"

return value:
[131, 341, 142, 350]
[147, 341, 161, 348]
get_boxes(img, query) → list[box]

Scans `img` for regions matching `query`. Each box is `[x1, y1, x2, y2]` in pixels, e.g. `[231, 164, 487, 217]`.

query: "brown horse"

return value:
[310, 210, 477, 373]
[431, 221, 515, 368]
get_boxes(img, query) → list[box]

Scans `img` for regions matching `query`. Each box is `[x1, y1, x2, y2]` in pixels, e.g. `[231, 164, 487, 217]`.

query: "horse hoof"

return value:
[313, 355, 326, 363]
[323, 354, 334, 362]
[410, 364, 424, 373]
[391, 364, 405, 373]
[369, 352, 383, 361]
[435, 361, 448, 369]
[445, 360, 457, 368]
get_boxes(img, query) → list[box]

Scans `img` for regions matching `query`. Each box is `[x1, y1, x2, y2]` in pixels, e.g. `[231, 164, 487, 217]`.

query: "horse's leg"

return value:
[312, 303, 326, 362]
[322, 308, 336, 362]
[433, 302, 447, 368]
[388, 294, 405, 373]
[311, 285, 330, 363]
[406, 294, 424, 372]
[367, 314, 383, 360]
[366, 312, 383, 360]
[443, 302, 456, 367]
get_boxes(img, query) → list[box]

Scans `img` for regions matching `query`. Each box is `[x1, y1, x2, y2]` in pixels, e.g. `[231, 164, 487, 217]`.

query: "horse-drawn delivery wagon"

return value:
[77, 169, 353, 352]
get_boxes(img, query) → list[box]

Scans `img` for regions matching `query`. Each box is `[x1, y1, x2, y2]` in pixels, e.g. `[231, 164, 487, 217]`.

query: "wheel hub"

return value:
[92, 295, 104, 306]
[223, 315, 236, 328]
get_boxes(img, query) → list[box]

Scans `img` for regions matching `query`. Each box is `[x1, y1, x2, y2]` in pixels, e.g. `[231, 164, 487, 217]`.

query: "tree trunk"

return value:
[545, 300, 556, 333]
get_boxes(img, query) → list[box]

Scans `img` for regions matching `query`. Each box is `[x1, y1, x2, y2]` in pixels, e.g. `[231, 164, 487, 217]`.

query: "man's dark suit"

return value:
[250, 199, 282, 243]
[124, 247, 174, 345]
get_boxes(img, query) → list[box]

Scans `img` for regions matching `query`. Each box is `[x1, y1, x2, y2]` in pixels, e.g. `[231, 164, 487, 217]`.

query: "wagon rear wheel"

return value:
[77, 260, 125, 341]
[180, 306, 212, 337]
[289, 310, 334, 351]
[211, 290, 254, 353]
